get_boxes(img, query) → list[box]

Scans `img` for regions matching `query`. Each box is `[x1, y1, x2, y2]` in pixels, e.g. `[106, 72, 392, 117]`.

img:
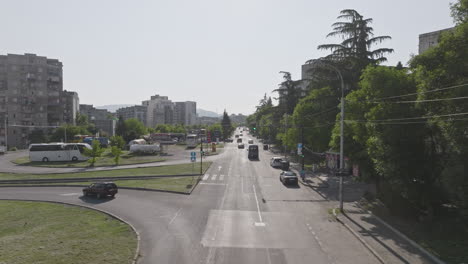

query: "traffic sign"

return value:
[190, 151, 196, 157]
[190, 156, 196, 162]
[297, 143, 303, 155]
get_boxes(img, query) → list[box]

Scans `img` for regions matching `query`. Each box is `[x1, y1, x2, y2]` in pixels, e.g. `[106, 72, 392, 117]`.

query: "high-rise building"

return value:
[62, 90, 79, 125]
[174, 101, 197, 126]
[79, 104, 115, 136]
[0, 53, 78, 148]
[419, 27, 454, 54]
[142, 95, 174, 127]
[116, 105, 147, 126]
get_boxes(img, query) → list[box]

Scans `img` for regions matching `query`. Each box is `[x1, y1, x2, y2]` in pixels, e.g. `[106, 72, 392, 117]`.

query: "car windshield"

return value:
[284, 172, 297, 176]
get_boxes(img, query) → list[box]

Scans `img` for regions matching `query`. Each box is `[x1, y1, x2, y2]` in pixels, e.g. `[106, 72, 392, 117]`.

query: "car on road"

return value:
[248, 139, 254, 144]
[270, 157, 283, 168]
[280, 171, 298, 185]
[237, 138, 242, 143]
[225, 138, 234, 143]
[238, 143, 245, 149]
[83, 182, 118, 199]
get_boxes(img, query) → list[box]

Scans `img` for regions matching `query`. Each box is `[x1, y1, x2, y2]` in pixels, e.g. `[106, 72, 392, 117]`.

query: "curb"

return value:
[0, 173, 200, 184]
[0, 198, 141, 264]
[332, 209, 386, 264]
[0, 184, 191, 195]
[355, 202, 446, 264]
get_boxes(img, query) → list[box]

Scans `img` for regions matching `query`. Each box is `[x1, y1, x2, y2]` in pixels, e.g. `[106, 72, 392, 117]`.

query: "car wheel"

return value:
[96, 193, 102, 199]
[71, 156, 78, 161]
[42, 157, 49, 162]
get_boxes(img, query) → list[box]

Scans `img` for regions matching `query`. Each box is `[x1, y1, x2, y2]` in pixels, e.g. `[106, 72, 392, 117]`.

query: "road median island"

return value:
[12, 150, 167, 168]
[0, 200, 137, 264]
[0, 162, 212, 194]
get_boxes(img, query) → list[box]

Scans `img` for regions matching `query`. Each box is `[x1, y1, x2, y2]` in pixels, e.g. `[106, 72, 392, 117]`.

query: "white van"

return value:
[270, 157, 283, 168]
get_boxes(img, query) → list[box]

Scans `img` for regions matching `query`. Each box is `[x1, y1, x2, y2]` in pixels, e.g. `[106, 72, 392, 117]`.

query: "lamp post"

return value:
[309, 59, 345, 212]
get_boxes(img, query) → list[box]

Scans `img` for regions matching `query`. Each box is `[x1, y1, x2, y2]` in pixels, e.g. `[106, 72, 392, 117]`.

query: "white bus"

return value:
[29, 143, 92, 162]
[186, 134, 199, 148]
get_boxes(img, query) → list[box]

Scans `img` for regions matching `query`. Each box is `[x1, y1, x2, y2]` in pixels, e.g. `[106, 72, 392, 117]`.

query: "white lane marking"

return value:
[219, 174, 225, 181]
[169, 208, 182, 225]
[60, 193, 81, 196]
[202, 174, 209, 181]
[252, 184, 264, 224]
[211, 174, 217, 180]
[218, 166, 222, 171]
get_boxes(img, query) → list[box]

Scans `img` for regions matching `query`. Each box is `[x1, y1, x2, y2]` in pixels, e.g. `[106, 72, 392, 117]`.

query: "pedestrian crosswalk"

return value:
[201, 174, 227, 182]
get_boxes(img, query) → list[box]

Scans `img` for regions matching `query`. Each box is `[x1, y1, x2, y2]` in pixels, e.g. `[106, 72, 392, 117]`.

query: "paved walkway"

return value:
[294, 168, 440, 264]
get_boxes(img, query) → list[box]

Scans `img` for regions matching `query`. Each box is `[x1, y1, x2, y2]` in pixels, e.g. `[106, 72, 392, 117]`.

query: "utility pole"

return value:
[3, 116, 7, 150]
[283, 113, 288, 158]
[301, 124, 304, 171]
[339, 77, 345, 212]
[200, 131, 203, 175]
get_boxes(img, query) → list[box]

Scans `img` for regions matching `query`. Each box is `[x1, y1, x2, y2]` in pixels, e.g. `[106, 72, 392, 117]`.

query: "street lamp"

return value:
[307, 59, 346, 212]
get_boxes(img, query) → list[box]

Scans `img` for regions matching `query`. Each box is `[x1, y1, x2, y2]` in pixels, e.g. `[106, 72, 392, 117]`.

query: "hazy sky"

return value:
[1, 0, 455, 115]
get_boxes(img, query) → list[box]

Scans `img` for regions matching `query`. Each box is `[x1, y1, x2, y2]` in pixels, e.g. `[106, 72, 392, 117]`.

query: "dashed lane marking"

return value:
[202, 174, 209, 181]
[219, 174, 225, 181]
[211, 174, 217, 180]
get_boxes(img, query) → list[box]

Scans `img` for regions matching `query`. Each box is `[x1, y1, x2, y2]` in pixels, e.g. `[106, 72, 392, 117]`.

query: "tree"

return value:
[83, 140, 105, 167]
[109, 135, 125, 149]
[451, 0, 468, 24]
[318, 9, 393, 66]
[221, 110, 234, 139]
[111, 146, 123, 165]
[274, 71, 302, 115]
[115, 116, 126, 137]
[123, 118, 147, 143]
[49, 125, 89, 142]
[28, 129, 48, 143]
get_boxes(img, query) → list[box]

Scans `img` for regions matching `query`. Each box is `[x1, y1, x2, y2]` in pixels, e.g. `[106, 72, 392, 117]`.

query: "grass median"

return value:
[0, 162, 211, 193]
[0, 200, 137, 264]
[13, 149, 167, 168]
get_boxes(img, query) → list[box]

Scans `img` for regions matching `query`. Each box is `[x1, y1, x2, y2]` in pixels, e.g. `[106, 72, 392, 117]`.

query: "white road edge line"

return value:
[252, 184, 263, 223]
[169, 208, 182, 225]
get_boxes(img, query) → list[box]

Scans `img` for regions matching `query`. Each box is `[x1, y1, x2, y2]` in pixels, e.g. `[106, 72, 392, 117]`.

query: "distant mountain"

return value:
[96, 104, 133, 113]
[197, 108, 220, 117]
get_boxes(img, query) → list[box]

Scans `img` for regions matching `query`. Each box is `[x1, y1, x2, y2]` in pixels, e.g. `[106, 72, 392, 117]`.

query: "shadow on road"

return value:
[79, 195, 115, 204]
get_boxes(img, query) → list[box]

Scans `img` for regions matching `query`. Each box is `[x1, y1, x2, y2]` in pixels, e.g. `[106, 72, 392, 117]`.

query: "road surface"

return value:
[0, 133, 378, 264]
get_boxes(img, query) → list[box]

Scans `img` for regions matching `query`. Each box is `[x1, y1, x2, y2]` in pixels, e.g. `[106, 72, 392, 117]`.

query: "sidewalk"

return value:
[293, 165, 442, 264]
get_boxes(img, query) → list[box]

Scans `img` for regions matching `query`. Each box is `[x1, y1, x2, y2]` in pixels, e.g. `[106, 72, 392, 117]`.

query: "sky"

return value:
[1, 0, 455, 115]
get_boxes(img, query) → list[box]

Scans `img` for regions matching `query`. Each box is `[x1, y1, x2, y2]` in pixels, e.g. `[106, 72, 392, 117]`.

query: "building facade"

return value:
[419, 27, 454, 54]
[62, 90, 79, 125]
[142, 95, 174, 127]
[116, 105, 147, 125]
[174, 101, 197, 126]
[79, 104, 114, 136]
[0, 53, 78, 149]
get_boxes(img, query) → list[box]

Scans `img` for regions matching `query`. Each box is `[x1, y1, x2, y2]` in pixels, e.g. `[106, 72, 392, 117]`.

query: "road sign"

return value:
[190, 157, 196, 162]
[297, 143, 303, 155]
[190, 151, 196, 157]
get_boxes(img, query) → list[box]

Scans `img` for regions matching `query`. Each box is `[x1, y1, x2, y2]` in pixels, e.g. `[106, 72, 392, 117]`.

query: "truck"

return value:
[248, 144, 259, 160]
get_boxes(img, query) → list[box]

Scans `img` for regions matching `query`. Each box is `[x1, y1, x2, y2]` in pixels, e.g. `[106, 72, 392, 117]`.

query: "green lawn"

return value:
[0, 201, 137, 264]
[0, 162, 212, 181]
[13, 149, 167, 168]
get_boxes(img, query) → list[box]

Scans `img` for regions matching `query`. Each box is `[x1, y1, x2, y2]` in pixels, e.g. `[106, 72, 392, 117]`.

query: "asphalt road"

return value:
[0, 132, 378, 264]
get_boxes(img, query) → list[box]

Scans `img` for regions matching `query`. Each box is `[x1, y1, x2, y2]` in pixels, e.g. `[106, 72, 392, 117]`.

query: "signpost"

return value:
[190, 151, 196, 162]
[297, 143, 303, 155]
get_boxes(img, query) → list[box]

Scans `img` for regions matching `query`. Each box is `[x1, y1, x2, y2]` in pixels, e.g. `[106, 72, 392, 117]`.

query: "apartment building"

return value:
[419, 27, 454, 54]
[79, 104, 115, 136]
[0, 53, 78, 149]
[116, 105, 147, 125]
[142, 95, 174, 127]
[174, 101, 197, 126]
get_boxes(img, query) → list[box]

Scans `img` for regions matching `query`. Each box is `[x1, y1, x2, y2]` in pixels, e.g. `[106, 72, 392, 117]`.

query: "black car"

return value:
[280, 171, 298, 185]
[83, 182, 118, 199]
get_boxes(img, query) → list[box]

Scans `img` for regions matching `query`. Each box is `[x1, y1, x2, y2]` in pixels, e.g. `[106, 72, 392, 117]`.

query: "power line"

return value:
[345, 112, 468, 123]
[363, 83, 468, 102]
[346, 117, 468, 125]
[367, 96, 468, 104]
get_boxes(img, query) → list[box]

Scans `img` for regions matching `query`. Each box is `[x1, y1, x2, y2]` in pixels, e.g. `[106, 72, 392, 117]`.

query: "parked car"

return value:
[238, 143, 245, 149]
[248, 139, 254, 144]
[270, 157, 283, 168]
[225, 138, 234, 143]
[0, 145, 5, 154]
[82, 182, 118, 199]
[263, 144, 269, 150]
[280, 171, 298, 185]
